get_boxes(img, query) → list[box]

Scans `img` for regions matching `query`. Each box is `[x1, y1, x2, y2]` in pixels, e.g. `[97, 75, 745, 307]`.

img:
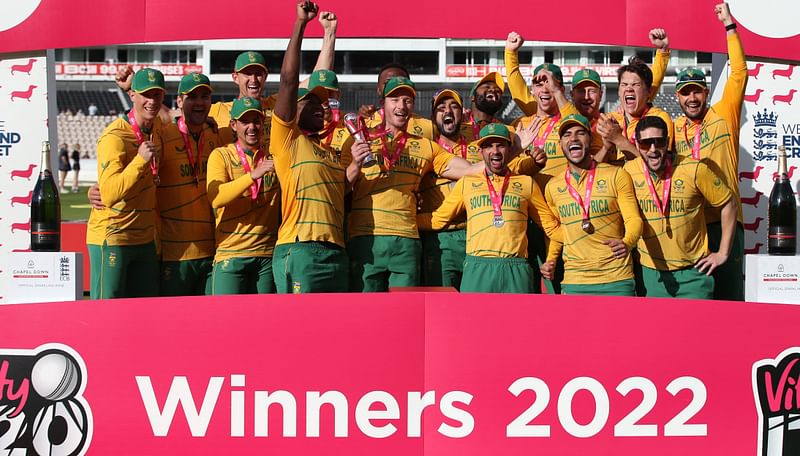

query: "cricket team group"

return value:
[86, 1, 747, 300]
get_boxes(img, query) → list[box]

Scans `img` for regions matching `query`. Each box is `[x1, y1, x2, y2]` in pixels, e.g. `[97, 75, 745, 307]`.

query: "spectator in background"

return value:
[88, 102, 98, 116]
[71, 143, 81, 192]
[58, 142, 70, 193]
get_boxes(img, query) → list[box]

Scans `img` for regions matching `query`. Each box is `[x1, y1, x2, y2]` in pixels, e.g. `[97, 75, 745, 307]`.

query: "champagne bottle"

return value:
[768, 146, 797, 255]
[31, 141, 61, 252]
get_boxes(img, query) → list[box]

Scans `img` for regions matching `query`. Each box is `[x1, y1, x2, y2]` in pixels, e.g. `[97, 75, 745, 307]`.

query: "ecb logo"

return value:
[0, 344, 92, 456]
[0, 120, 23, 157]
[751, 109, 779, 162]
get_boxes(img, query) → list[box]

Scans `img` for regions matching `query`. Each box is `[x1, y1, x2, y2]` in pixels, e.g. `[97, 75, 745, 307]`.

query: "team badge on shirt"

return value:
[674, 179, 685, 193]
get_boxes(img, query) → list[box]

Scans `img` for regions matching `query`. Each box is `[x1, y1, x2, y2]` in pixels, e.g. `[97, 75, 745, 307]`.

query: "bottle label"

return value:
[31, 222, 59, 241]
[769, 228, 797, 250]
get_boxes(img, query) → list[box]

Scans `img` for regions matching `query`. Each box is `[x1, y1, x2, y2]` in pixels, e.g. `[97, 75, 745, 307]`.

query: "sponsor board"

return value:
[745, 255, 800, 304]
[0, 293, 799, 454]
[5, 252, 83, 303]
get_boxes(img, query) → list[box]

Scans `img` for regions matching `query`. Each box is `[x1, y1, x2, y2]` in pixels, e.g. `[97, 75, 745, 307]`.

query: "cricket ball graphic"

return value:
[31, 351, 81, 401]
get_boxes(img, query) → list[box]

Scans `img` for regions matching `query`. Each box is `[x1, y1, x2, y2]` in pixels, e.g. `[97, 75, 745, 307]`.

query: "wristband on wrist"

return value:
[725, 23, 737, 31]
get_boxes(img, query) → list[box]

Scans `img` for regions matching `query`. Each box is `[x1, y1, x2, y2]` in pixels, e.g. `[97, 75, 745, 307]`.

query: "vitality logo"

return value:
[753, 347, 800, 456]
[0, 344, 92, 456]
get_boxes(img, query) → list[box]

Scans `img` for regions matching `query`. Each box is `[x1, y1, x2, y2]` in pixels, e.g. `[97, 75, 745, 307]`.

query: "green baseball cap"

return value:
[533, 63, 563, 85]
[297, 85, 329, 103]
[558, 113, 591, 137]
[571, 68, 601, 89]
[178, 72, 213, 95]
[383, 76, 416, 98]
[230, 97, 264, 120]
[477, 123, 513, 147]
[676, 68, 707, 92]
[470, 72, 506, 96]
[431, 88, 463, 112]
[309, 69, 339, 91]
[131, 68, 166, 93]
[235, 51, 268, 73]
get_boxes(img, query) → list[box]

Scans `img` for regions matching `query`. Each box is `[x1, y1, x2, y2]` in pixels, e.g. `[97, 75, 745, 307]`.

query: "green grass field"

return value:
[60, 186, 92, 221]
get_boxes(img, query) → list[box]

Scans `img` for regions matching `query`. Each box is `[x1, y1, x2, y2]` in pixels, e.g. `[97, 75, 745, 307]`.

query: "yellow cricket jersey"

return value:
[675, 34, 747, 224]
[85, 205, 109, 246]
[206, 142, 281, 262]
[505, 49, 538, 117]
[649, 49, 670, 103]
[365, 110, 434, 139]
[418, 138, 480, 229]
[512, 102, 580, 190]
[623, 154, 733, 271]
[418, 139, 542, 226]
[542, 163, 643, 284]
[320, 118, 351, 158]
[270, 114, 349, 248]
[609, 106, 675, 152]
[345, 132, 456, 239]
[93, 116, 162, 246]
[208, 95, 276, 145]
[157, 122, 232, 261]
[418, 173, 559, 258]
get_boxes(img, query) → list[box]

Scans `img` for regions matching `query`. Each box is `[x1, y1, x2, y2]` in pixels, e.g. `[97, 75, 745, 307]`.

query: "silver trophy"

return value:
[343, 112, 376, 167]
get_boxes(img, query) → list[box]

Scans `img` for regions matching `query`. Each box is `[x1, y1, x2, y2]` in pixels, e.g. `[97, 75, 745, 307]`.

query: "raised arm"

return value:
[714, 2, 748, 122]
[648, 28, 670, 101]
[504, 32, 538, 116]
[314, 11, 337, 71]
[274, 1, 318, 122]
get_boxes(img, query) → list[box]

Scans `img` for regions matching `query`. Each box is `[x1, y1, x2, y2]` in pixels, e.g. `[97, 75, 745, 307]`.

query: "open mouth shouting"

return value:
[566, 141, 585, 161]
[440, 112, 457, 135]
[646, 150, 665, 171]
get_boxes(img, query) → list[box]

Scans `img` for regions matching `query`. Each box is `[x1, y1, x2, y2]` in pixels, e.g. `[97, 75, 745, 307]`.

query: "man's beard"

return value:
[475, 94, 502, 116]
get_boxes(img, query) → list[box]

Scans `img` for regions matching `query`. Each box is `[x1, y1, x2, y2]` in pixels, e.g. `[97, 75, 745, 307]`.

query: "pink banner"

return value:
[446, 65, 624, 79]
[54, 63, 203, 77]
[1, 293, 799, 454]
[0, 1, 799, 62]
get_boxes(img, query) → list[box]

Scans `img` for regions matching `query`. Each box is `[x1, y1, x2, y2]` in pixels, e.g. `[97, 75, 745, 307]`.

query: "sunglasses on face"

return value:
[637, 137, 668, 149]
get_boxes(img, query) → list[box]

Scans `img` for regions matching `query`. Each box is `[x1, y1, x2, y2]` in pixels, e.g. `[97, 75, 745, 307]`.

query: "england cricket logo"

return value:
[753, 347, 800, 456]
[752, 109, 779, 162]
[0, 344, 92, 456]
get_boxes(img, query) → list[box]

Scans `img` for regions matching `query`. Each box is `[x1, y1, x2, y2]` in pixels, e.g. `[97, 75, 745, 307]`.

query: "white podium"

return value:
[5, 252, 83, 304]
[745, 254, 800, 304]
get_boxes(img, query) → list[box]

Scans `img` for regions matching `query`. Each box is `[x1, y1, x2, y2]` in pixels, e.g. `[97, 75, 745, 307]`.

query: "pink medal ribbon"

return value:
[177, 116, 204, 186]
[380, 132, 408, 173]
[641, 156, 673, 217]
[685, 120, 702, 160]
[321, 109, 341, 145]
[564, 161, 597, 234]
[533, 114, 561, 149]
[485, 170, 511, 228]
[128, 110, 159, 185]
[622, 106, 651, 145]
[235, 141, 264, 200]
[368, 108, 386, 140]
[437, 136, 467, 159]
